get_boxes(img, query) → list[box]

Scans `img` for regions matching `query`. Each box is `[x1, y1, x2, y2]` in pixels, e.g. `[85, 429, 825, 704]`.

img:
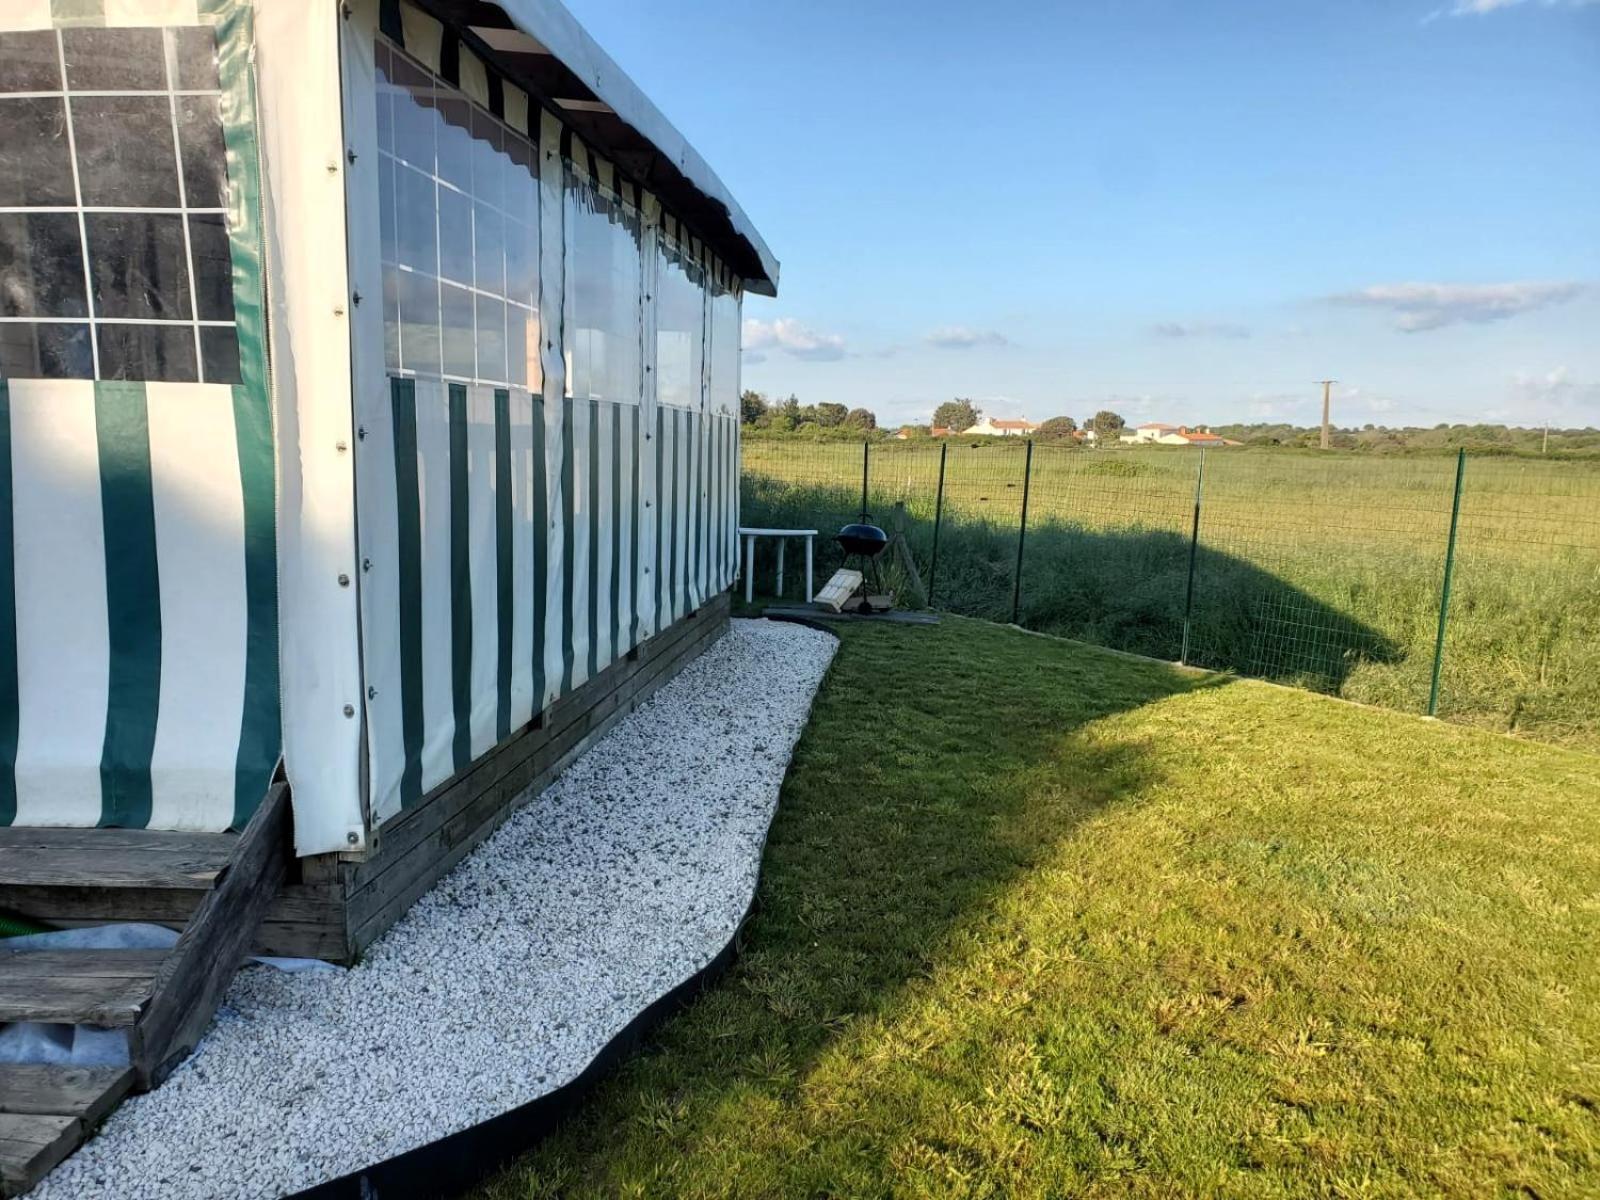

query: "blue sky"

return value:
[566, 0, 1599, 429]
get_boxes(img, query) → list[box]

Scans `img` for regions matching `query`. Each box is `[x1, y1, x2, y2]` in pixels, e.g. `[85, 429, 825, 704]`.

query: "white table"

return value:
[739, 527, 819, 604]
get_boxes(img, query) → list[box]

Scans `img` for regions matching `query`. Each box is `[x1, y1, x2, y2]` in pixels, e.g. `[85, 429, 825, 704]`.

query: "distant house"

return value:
[930, 426, 954, 438]
[1120, 422, 1180, 444]
[965, 416, 1039, 437]
[1120, 423, 1237, 447]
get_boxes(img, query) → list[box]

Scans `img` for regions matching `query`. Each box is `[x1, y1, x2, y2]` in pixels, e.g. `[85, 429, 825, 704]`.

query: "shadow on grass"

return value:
[742, 474, 1399, 695]
[474, 619, 1235, 1197]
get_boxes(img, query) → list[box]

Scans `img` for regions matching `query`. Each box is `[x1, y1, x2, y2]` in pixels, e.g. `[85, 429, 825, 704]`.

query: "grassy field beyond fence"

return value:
[740, 439, 1600, 753]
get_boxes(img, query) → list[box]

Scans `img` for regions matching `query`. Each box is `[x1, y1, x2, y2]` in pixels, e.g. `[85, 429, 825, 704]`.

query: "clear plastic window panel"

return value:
[655, 235, 704, 411]
[0, 25, 242, 383]
[564, 173, 642, 405]
[707, 279, 739, 417]
[375, 38, 540, 388]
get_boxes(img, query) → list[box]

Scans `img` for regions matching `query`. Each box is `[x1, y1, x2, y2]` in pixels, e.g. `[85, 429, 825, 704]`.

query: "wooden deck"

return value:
[0, 786, 290, 1195]
[0, 600, 726, 1192]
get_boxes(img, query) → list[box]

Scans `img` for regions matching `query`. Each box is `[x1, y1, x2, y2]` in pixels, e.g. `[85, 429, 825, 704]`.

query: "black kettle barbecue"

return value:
[834, 516, 891, 613]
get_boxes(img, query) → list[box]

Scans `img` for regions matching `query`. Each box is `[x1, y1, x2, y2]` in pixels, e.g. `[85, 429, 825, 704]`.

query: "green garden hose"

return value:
[0, 910, 50, 938]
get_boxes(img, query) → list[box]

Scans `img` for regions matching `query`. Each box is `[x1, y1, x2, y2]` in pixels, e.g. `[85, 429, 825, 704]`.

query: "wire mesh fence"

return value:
[739, 435, 1600, 755]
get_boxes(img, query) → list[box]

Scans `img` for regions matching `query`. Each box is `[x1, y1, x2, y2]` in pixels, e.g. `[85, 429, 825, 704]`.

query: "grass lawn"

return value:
[475, 616, 1600, 1199]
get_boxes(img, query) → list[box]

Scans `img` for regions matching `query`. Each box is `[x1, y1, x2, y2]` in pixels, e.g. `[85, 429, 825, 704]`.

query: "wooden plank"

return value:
[131, 782, 290, 1088]
[0, 1065, 134, 1124]
[0, 1113, 80, 1197]
[0, 880, 341, 929]
[0, 950, 165, 1026]
[0, 828, 237, 856]
[0, 847, 229, 890]
[346, 605, 729, 954]
[763, 605, 940, 625]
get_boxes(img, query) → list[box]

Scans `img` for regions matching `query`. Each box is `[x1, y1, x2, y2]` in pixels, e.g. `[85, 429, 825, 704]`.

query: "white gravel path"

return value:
[32, 618, 836, 1200]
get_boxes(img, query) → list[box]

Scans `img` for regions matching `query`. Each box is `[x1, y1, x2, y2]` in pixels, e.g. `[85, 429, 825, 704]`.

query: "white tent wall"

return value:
[342, 0, 742, 831]
[0, 1, 282, 835]
[260, 0, 368, 855]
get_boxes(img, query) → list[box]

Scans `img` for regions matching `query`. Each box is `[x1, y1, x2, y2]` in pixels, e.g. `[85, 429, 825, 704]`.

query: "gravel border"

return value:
[32, 618, 837, 1200]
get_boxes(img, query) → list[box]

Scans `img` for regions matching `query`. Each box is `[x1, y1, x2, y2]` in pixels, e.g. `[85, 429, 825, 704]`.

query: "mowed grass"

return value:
[474, 618, 1600, 1199]
[740, 440, 1600, 752]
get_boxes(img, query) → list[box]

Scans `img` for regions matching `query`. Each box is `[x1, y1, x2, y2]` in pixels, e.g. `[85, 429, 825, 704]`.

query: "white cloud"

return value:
[1443, 0, 1598, 14]
[1503, 367, 1600, 426]
[742, 317, 847, 362]
[924, 326, 1010, 349]
[1329, 281, 1584, 332]
[1150, 320, 1251, 340]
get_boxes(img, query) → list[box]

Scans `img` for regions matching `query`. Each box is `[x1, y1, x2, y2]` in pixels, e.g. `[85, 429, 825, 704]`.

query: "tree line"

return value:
[741, 392, 1128, 442]
[741, 392, 1598, 455]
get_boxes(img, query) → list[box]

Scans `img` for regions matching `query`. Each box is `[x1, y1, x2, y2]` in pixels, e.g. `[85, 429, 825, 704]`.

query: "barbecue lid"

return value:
[836, 522, 889, 553]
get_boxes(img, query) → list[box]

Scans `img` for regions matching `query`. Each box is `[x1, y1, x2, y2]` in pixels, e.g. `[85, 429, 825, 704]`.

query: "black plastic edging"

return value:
[286, 907, 751, 1200]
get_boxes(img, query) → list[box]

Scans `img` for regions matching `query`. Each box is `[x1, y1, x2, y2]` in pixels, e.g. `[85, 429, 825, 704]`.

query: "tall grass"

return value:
[740, 439, 1600, 753]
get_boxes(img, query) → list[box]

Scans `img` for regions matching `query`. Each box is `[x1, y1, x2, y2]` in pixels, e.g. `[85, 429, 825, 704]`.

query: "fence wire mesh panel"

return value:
[738, 440, 866, 600]
[931, 440, 1032, 621]
[1016, 445, 1197, 659]
[738, 437, 1600, 753]
[862, 442, 946, 607]
[1184, 452, 1459, 712]
[1441, 457, 1600, 749]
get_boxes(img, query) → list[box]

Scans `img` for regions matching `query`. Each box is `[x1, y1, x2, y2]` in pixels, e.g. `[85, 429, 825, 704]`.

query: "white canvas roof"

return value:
[435, 0, 779, 295]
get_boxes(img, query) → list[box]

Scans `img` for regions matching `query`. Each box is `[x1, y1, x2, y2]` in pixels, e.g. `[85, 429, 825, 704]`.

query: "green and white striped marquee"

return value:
[348, 2, 742, 824]
[0, 0, 744, 850]
[0, 0, 279, 833]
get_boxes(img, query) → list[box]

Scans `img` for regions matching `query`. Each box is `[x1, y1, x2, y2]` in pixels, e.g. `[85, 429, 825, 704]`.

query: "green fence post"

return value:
[1427, 448, 1466, 717]
[1011, 439, 1034, 625]
[859, 439, 870, 520]
[927, 440, 948, 609]
[1180, 448, 1207, 665]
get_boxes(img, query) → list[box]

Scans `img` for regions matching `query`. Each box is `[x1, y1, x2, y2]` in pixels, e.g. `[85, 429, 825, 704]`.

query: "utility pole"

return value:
[1543, 423, 1549, 454]
[1316, 379, 1337, 450]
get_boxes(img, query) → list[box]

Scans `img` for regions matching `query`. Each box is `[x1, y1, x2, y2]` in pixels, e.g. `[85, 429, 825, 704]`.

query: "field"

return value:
[740, 438, 1600, 753]
[475, 618, 1600, 1198]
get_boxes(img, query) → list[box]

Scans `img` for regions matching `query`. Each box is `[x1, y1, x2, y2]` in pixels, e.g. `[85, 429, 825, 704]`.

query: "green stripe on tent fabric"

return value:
[50, 0, 104, 26]
[378, 0, 405, 43]
[609, 403, 622, 658]
[213, 0, 280, 825]
[391, 380, 424, 808]
[694, 410, 706, 601]
[230, 383, 280, 829]
[531, 396, 548, 710]
[684, 408, 694, 609]
[669, 408, 681, 623]
[494, 389, 513, 743]
[654, 406, 665, 631]
[95, 383, 159, 829]
[560, 394, 575, 694]
[713, 416, 726, 595]
[448, 383, 472, 773]
[0, 383, 15, 826]
[586, 398, 600, 680]
[438, 27, 461, 85]
[628, 405, 640, 649]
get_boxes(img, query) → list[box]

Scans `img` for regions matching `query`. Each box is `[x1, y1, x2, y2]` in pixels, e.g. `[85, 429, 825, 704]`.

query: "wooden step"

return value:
[0, 949, 167, 1026]
[0, 828, 236, 926]
[0, 1066, 134, 1197]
